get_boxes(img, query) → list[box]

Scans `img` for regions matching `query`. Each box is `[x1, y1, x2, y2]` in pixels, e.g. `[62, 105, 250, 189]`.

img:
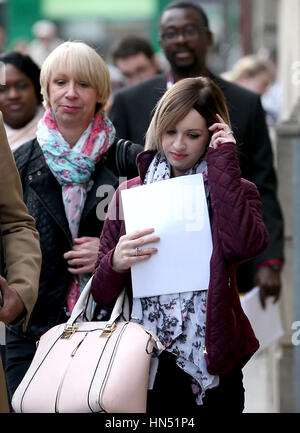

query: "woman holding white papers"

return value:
[91, 77, 269, 413]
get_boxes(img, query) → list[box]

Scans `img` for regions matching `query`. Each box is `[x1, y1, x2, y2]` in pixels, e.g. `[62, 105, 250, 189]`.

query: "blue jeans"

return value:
[5, 329, 36, 401]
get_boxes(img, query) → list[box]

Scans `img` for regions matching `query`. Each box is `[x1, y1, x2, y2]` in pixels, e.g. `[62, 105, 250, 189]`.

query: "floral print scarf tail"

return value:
[37, 108, 115, 312]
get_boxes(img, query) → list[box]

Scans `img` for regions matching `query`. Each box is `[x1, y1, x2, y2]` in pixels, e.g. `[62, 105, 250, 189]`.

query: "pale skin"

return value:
[48, 69, 102, 274]
[112, 112, 234, 271]
[0, 70, 102, 321]
[112, 111, 279, 308]
[115, 53, 159, 86]
[63, 237, 100, 274]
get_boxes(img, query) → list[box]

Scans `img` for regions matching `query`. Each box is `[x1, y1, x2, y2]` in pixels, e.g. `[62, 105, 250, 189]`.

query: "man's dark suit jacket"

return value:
[111, 73, 284, 293]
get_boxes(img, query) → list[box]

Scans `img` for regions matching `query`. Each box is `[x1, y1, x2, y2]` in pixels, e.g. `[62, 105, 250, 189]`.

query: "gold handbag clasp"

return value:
[100, 323, 117, 337]
[61, 324, 78, 339]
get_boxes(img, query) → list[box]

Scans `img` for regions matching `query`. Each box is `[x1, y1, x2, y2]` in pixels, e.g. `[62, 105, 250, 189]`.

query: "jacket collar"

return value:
[136, 150, 156, 183]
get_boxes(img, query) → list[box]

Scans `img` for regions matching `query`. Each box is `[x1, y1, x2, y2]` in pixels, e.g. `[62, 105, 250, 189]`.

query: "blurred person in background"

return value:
[4, 41, 142, 399]
[222, 54, 275, 96]
[111, 36, 161, 87]
[222, 54, 277, 128]
[260, 47, 282, 129]
[105, 64, 124, 114]
[111, 0, 284, 309]
[0, 52, 44, 151]
[28, 20, 63, 67]
[0, 27, 5, 53]
[0, 113, 41, 412]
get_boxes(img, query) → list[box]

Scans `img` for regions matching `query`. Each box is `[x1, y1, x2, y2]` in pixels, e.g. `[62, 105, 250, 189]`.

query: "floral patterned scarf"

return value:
[37, 108, 115, 312]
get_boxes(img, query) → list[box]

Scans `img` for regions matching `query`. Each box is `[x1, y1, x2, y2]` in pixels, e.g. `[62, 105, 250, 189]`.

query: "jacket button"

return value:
[28, 175, 33, 181]
[37, 170, 41, 176]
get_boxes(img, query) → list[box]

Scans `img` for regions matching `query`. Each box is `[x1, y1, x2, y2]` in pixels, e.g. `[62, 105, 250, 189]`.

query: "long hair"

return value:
[145, 76, 231, 152]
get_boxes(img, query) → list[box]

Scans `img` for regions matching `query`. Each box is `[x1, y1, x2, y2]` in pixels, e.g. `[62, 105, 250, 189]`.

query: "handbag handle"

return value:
[66, 276, 128, 327]
[115, 139, 131, 176]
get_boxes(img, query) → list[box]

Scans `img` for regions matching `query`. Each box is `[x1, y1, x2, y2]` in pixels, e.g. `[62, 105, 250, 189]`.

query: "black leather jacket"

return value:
[8, 138, 142, 340]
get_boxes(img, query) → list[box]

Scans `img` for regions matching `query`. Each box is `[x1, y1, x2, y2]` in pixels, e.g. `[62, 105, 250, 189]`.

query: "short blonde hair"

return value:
[145, 76, 231, 152]
[40, 41, 111, 114]
[228, 54, 274, 82]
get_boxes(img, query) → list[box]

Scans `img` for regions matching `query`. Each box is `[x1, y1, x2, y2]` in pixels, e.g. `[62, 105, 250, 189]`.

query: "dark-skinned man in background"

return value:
[111, 0, 284, 307]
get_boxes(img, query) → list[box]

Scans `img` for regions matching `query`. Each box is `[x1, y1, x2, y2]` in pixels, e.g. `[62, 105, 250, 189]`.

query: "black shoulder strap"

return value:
[115, 138, 132, 177]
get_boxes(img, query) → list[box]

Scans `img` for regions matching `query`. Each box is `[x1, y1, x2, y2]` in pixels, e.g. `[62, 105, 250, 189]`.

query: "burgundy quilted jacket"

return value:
[91, 143, 269, 375]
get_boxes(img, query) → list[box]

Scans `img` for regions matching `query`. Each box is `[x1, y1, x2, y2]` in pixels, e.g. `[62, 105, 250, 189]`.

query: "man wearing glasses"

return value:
[111, 0, 284, 307]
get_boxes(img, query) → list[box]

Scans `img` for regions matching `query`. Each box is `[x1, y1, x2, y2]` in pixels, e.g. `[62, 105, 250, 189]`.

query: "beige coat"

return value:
[0, 111, 41, 412]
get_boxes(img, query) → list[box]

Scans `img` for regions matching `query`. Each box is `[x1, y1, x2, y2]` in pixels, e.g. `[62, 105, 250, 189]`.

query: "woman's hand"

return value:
[112, 228, 160, 271]
[208, 114, 236, 149]
[64, 236, 100, 274]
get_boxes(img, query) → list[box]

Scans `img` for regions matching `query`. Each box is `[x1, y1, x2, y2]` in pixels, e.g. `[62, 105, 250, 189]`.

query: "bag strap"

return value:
[66, 276, 128, 326]
[64, 276, 164, 351]
[115, 139, 131, 177]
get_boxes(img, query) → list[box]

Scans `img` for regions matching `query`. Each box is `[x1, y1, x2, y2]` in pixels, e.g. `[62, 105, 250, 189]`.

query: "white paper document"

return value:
[121, 173, 212, 298]
[240, 286, 284, 351]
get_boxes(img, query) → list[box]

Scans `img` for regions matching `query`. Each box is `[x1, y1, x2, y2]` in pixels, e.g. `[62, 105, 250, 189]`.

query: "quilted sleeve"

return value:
[207, 143, 269, 263]
[91, 183, 130, 308]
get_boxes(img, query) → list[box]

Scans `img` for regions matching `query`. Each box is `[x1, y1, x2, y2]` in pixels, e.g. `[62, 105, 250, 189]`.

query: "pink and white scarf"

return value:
[37, 108, 115, 312]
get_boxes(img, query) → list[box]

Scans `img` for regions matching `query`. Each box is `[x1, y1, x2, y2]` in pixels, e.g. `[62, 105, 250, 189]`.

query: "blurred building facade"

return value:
[2, 0, 269, 72]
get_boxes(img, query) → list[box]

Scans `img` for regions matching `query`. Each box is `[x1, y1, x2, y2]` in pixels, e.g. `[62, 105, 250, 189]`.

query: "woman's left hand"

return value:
[208, 114, 236, 149]
[64, 236, 100, 274]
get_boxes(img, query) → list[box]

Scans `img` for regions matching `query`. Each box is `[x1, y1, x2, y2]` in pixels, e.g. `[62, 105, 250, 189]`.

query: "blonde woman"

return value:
[5, 41, 142, 399]
[222, 54, 275, 96]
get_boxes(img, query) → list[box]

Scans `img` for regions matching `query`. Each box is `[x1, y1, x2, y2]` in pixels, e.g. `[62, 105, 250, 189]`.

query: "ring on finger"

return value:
[135, 247, 139, 256]
[226, 130, 233, 135]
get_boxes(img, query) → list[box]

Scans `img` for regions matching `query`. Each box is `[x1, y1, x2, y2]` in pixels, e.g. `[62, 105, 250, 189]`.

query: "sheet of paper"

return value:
[240, 286, 284, 351]
[121, 173, 212, 298]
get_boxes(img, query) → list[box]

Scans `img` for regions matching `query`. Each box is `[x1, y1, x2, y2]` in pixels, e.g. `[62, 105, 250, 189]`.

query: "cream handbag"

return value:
[12, 278, 163, 413]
